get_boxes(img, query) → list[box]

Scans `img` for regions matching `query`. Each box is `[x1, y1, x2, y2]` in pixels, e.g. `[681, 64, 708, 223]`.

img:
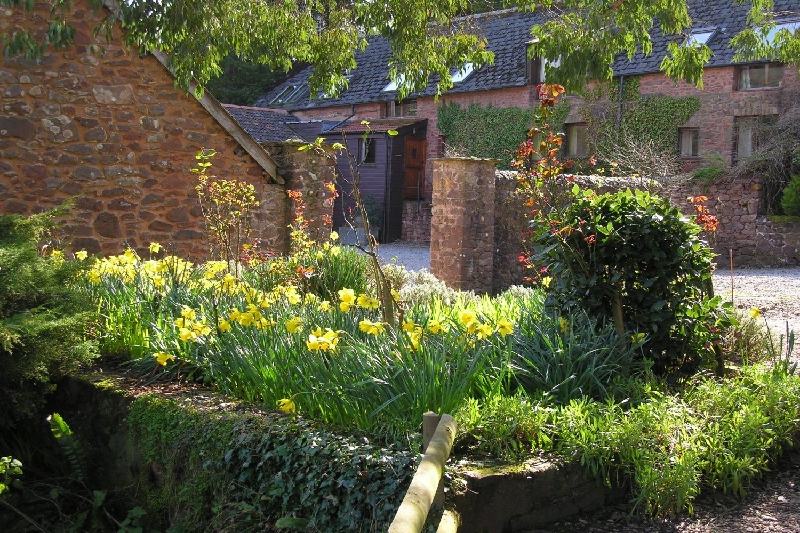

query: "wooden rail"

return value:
[388, 412, 459, 533]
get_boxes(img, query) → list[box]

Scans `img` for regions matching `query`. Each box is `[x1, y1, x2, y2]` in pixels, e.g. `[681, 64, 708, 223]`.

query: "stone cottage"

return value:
[0, 1, 333, 259]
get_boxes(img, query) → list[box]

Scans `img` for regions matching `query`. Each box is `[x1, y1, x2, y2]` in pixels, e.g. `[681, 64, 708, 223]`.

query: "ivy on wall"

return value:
[583, 78, 700, 153]
[437, 103, 537, 169]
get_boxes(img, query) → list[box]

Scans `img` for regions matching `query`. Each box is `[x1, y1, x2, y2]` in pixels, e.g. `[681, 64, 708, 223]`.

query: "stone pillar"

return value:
[430, 158, 497, 293]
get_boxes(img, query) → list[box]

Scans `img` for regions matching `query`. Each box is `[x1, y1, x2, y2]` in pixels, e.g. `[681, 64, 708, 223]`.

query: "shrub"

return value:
[0, 210, 98, 427]
[532, 188, 730, 374]
[780, 173, 800, 216]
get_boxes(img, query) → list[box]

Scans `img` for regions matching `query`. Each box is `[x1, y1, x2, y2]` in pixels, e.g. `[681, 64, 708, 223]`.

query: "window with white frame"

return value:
[679, 128, 699, 157]
[526, 56, 561, 86]
[734, 115, 778, 160]
[565, 123, 589, 157]
[684, 29, 716, 47]
[738, 63, 784, 90]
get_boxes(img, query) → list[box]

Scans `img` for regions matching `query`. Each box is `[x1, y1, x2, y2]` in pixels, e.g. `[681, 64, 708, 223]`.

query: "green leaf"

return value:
[275, 517, 310, 530]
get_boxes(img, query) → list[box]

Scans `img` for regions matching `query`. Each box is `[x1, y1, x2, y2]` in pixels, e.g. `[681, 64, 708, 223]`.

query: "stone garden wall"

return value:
[431, 158, 800, 294]
[0, 2, 333, 260]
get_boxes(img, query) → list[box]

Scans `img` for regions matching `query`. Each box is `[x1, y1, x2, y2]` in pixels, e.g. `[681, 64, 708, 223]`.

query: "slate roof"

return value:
[222, 105, 305, 142]
[254, 0, 800, 110]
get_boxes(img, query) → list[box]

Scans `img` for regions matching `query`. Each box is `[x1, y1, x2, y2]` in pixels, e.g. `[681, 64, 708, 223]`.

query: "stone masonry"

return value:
[0, 2, 331, 260]
[430, 158, 497, 293]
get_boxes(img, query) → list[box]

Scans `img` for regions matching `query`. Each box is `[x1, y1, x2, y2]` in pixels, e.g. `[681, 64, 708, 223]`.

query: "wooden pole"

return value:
[388, 414, 457, 533]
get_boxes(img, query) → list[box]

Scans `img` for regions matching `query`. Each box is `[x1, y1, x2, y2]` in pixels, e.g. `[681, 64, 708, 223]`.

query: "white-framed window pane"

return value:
[737, 119, 755, 158]
[566, 123, 588, 157]
[360, 138, 376, 164]
[679, 128, 699, 157]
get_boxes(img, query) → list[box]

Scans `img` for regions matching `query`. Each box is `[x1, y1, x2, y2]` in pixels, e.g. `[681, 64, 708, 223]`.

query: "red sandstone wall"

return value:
[0, 2, 300, 260]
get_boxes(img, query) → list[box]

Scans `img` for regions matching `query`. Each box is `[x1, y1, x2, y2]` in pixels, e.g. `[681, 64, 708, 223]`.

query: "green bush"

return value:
[532, 188, 730, 374]
[780, 173, 800, 216]
[0, 210, 98, 427]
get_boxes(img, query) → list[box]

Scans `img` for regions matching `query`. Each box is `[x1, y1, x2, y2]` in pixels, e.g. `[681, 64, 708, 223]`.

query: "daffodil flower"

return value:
[278, 398, 296, 414]
[330, 230, 339, 241]
[217, 319, 232, 333]
[286, 316, 303, 334]
[153, 352, 175, 366]
[458, 309, 477, 326]
[749, 307, 761, 319]
[75, 250, 88, 261]
[496, 318, 515, 338]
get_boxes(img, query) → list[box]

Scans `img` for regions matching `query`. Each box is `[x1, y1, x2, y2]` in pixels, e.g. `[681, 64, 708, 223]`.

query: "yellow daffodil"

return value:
[402, 320, 417, 333]
[496, 318, 515, 338]
[749, 307, 761, 319]
[277, 398, 296, 414]
[359, 319, 385, 336]
[153, 351, 175, 366]
[174, 317, 188, 328]
[287, 292, 302, 305]
[304, 293, 319, 304]
[228, 308, 241, 321]
[318, 300, 332, 312]
[75, 250, 88, 261]
[285, 316, 303, 334]
[87, 270, 101, 284]
[254, 317, 276, 330]
[153, 275, 165, 288]
[475, 323, 493, 339]
[459, 309, 477, 327]
[330, 246, 340, 257]
[238, 312, 254, 327]
[339, 302, 352, 313]
[428, 320, 446, 334]
[357, 293, 380, 310]
[179, 328, 197, 342]
[630, 332, 646, 346]
[330, 230, 339, 241]
[180, 306, 196, 320]
[338, 288, 356, 305]
[217, 319, 231, 333]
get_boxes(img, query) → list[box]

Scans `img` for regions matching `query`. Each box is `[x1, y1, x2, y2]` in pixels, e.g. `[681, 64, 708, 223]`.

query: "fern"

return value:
[48, 413, 87, 483]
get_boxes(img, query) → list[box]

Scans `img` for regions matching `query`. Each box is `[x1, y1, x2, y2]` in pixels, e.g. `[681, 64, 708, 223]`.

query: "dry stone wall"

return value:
[0, 2, 331, 260]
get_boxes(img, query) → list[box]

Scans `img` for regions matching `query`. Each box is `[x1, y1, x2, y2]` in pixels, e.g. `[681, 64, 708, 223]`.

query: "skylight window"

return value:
[270, 85, 298, 105]
[685, 29, 716, 46]
[767, 20, 800, 43]
[451, 63, 474, 83]
[383, 74, 406, 92]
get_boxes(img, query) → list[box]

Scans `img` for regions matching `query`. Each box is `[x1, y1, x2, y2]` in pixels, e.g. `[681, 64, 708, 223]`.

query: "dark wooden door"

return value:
[403, 138, 427, 199]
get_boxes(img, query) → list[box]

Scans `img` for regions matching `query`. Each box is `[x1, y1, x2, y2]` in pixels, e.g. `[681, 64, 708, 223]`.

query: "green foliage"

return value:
[0, 210, 98, 428]
[48, 413, 87, 483]
[690, 153, 728, 183]
[513, 311, 643, 404]
[193, 149, 259, 271]
[0, 456, 23, 497]
[437, 103, 538, 169]
[780, 174, 800, 216]
[533, 188, 729, 374]
[455, 364, 800, 517]
[205, 55, 284, 105]
[621, 95, 701, 153]
[127, 396, 419, 532]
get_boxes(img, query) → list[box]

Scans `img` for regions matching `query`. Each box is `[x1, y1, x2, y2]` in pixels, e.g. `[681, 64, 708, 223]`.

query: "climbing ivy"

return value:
[620, 95, 701, 152]
[126, 396, 418, 532]
[437, 101, 569, 169]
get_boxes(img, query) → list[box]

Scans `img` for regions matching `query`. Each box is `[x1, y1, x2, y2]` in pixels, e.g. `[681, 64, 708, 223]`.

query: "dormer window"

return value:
[767, 20, 800, 43]
[383, 74, 406, 92]
[451, 63, 474, 84]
